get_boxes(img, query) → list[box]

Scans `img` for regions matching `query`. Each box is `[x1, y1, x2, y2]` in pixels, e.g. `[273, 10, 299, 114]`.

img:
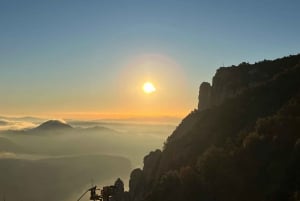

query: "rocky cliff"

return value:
[198, 82, 211, 111]
[198, 56, 300, 110]
[126, 54, 300, 201]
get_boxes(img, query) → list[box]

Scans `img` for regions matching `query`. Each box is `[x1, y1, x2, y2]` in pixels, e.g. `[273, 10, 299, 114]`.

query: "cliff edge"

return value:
[125, 54, 300, 201]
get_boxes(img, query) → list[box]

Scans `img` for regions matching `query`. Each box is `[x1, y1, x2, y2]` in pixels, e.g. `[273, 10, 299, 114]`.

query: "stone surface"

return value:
[198, 82, 212, 111]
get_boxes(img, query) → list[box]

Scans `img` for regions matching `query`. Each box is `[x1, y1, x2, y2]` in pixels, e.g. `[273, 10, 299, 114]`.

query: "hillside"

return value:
[123, 54, 300, 201]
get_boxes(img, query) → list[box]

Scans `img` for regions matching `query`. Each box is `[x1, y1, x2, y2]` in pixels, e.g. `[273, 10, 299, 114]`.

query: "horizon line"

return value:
[0, 112, 189, 122]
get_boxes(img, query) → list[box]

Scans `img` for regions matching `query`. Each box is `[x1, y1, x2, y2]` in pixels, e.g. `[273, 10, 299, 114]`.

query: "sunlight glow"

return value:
[143, 82, 156, 94]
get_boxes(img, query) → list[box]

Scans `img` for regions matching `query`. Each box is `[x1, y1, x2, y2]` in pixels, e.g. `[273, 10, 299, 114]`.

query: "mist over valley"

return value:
[0, 119, 175, 201]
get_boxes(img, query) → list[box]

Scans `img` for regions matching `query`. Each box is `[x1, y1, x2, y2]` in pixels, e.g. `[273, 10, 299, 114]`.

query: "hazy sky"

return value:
[1, 0, 300, 119]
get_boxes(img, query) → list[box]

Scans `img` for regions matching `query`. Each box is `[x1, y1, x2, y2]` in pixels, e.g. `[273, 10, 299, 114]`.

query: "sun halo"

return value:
[143, 82, 156, 94]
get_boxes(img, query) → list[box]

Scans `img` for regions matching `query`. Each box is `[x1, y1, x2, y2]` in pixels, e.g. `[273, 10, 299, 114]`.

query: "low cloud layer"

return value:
[0, 119, 37, 131]
[0, 151, 16, 159]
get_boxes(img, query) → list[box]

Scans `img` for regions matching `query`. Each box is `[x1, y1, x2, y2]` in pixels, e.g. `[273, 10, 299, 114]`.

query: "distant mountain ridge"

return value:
[120, 54, 300, 201]
[33, 120, 73, 131]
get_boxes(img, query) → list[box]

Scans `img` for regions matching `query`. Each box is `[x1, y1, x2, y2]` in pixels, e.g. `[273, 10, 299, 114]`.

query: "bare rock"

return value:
[198, 82, 212, 111]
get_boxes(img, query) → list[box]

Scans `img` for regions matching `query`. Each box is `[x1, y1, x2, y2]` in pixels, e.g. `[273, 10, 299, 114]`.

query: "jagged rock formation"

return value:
[123, 54, 300, 201]
[198, 56, 300, 110]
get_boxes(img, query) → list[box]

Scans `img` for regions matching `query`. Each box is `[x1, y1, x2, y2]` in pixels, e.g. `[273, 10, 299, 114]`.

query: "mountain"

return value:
[120, 54, 300, 201]
[33, 120, 73, 131]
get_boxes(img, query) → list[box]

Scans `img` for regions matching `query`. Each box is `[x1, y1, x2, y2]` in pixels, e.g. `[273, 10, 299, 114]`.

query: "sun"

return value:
[143, 82, 156, 94]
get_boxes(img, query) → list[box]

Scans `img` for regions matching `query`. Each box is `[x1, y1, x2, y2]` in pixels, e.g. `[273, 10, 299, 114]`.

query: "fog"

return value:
[0, 119, 176, 201]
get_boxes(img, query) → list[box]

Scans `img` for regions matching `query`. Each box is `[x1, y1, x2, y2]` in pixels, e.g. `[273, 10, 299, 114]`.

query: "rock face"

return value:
[198, 82, 212, 111]
[123, 54, 300, 201]
[210, 65, 255, 107]
[127, 150, 162, 201]
[198, 56, 300, 110]
[129, 169, 145, 201]
[143, 149, 162, 184]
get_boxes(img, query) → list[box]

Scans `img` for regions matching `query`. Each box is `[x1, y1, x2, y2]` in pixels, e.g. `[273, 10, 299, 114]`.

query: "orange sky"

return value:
[1, 54, 198, 121]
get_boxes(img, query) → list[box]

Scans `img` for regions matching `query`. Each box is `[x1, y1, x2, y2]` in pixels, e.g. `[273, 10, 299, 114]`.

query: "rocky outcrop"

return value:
[198, 55, 300, 110]
[129, 169, 145, 201]
[210, 64, 257, 107]
[127, 150, 162, 201]
[111, 178, 128, 201]
[143, 149, 162, 184]
[198, 82, 211, 111]
[125, 54, 300, 201]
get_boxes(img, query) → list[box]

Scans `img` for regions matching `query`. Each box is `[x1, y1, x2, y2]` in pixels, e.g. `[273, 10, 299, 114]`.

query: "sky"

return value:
[1, 0, 300, 120]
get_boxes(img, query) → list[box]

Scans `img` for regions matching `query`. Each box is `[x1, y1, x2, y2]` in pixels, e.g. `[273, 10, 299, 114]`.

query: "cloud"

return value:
[0, 119, 9, 126]
[0, 119, 37, 131]
[0, 152, 16, 159]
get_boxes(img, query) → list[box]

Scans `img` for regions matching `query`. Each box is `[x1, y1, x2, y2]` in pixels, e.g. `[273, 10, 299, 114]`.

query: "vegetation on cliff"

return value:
[128, 54, 300, 201]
